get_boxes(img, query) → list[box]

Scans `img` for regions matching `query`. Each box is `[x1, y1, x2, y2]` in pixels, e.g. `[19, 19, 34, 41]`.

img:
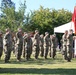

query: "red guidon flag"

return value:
[72, 6, 76, 34]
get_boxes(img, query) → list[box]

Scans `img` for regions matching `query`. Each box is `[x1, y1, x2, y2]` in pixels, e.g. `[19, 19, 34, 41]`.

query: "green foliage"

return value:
[26, 6, 72, 34]
[0, 1, 72, 33]
[0, 0, 26, 32]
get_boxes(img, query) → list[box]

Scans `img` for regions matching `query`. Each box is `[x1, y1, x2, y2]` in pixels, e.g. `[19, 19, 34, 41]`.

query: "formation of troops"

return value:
[0, 28, 74, 63]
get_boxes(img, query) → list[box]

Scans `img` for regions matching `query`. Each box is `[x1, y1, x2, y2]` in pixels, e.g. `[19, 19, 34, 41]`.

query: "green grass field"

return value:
[0, 52, 76, 75]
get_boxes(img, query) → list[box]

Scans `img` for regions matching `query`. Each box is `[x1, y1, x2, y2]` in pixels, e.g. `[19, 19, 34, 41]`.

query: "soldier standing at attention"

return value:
[29, 33, 33, 59]
[44, 32, 49, 59]
[51, 34, 57, 59]
[33, 30, 40, 59]
[49, 35, 52, 57]
[23, 32, 27, 58]
[40, 34, 44, 57]
[54, 34, 58, 49]
[66, 29, 73, 62]
[3, 28, 12, 63]
[12, 32, 16, 56]
[0, 31, 3, 59]
[15, 28, 23, 61]
[23, 33, 32, 60]
[62, 30, 68, 60]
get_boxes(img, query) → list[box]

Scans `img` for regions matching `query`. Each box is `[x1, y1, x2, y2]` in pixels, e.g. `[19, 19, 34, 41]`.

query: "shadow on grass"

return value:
[0, 68, 76, 75]
[0, 57, 65, 65]
[0, 52, 67, 65]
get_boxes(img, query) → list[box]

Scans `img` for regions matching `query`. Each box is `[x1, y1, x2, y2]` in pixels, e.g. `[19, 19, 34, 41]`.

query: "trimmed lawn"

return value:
[0, 52, 76, 75]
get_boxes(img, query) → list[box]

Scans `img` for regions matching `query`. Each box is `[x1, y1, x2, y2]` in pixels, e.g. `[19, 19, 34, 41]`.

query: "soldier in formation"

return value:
[49, 35, 52, 57]
[44, 32, 49, 59]
[33, 30, 40, 59]
[51, 34, 57, 59]
[15, 28, 23, 61]
[23, 32, 27, 58]
[3, 28, 12, 63]
[23, 33, 32, 60]
[40, 34, 44, 57]
[62, 30, 68, 60]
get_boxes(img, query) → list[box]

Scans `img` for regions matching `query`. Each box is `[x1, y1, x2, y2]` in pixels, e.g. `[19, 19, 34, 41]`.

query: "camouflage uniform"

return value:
[23, 32, 27, 58]
[33, 30, 40, 59]
[40, 34, 44, 57]
[66, 30, 73, 62]
[29, 36, 32, 58]
[15, 28, 23, 61]
[51, 34, 57, 59]
[55, 35, 58, 48]
[44, 32, 49, 59]
[62, 32, 68, 60]
[3, 29, 12, 63]
[60, 39, 63, 51]
[12, 32, 16, 56]
[0, 31, 3, 59]
[49, 35, 52, 57]
[23, 33, 32, 60]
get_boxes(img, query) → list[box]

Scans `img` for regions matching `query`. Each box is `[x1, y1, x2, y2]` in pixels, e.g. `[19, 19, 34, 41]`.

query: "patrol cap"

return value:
[64, 30, 68, 34]
[45, 32, 49, 35]
[40, 34, 44, 37]
[18, 28, 22, 32]
[52, 34, 55, 38]
[65, 30, 68, 32]
[35, 30, 39, 33]
[24, 32, 27, 34]
[69, 29, 73, 32]
[53, 34, 56, 36]
[5, 28, 10, 32]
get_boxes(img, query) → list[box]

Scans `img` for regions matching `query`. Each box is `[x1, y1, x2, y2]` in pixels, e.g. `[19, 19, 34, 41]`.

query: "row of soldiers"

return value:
[0, 28, 58, 63]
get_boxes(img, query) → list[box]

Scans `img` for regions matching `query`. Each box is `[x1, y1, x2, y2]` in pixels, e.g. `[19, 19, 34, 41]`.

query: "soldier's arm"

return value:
[62, 35, 67, 41]
[67, 34, 70, 39]
[49, 39, 52, 46]
[4, 34, 7, 39]
[13, 37, 16, 44]
[15, 32, 19, 43]
[23, 39, 25, 46]
[34, 34, 37, 39]
[3, 34, 8, 46]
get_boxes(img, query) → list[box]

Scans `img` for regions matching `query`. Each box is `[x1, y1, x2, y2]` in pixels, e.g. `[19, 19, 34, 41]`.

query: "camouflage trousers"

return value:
[16, 44, 23, 60]
[25, 46, 31, 60]
[62, 45, 67, 60]
[23, 46, 32, 59]
[29, 46, 32, 58]
[33, 45, 40, 59]
[23, 45, 25, 58]
[12, 43, 15, 55]
[4, 46, 12, 62]
[49, 46, 51, 57]
[40, 46, 44, 57]
[66, 45, 72, 61]
[0, 47, 3, 58]
[44, 46, 49, 59]
[51, 47, 56, 59]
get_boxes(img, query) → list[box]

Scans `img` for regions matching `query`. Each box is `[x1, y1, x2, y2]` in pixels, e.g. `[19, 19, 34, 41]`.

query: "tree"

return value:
[1, 0, 15, 9]
[26, 6, 72, 34]
[0, 0, 26, 32]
